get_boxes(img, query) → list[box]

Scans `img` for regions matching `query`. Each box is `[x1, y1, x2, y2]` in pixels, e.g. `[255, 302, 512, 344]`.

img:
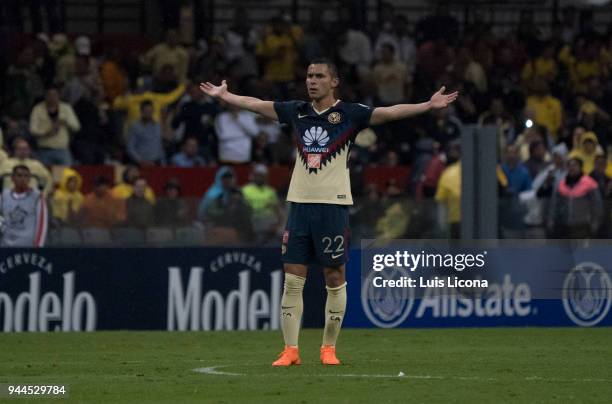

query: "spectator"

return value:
[197, 166, 236, 221]
[591, 155, 612, 197]
[61, 55, 103, 105]
[513, 124, 551, 163]
[127, 100, 165, 165]
[523, 144, 569, 237]
[49, 33, 75, 86]
[51, 167, 83, 226]
[478, 95, 517, 153]
[526, 80, 563, 141]
[375, 180, 411, 241]
[171, 137, 206, 167]
[112, 81, 186, 131]
[29, 86, 80, 165]
[155, 179, 189, 227]
[80, 176, 125, 228]
[100, 48, 128, 103]
[0, 165, 48, 247]
[424, 107, 462, 147]
[415, 141, 446, 199]
[337, 22, 373, 79]
[380, 150, 400, 167]
[241, 164, 281, 244]
[435, 142, 462, 238]
[71, 89, 114, 165]
[525, 140, 549, 179]
[0, 118, 30, 148]
[572, 42, 605, 94]
[416, 37, 454, 83]
[0, 136, 53, 194]
[502, 144, 533, 195]
[569, 131, 603, 174]
[4, 47, 45, 119]
[142, 30, 189, 82]
[521, 41, 558, 85]
[453, 47, 488, 93]
[112, 165, 156, 203]
[256, 17, 299, 96]
[373, 43, 409, 105]
[548, 158, 602, 238]
[170, 82, 217, 157]
[251, 132, 274, 164]
[125, 177, 155, 228]
[574, 97, 609, 143]
[215, 105, 260, 164]
[535, 144, 569, 200]
[191, 36, 229, 83]
[205, 188, 254, 245]
[31, 34, 55, 85]
[224, 8, 259, 64]
[373, 15, 416, 80]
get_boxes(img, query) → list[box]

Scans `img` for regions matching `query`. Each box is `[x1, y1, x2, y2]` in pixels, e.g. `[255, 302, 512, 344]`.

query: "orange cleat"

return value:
[272, 346, 301, 367]
[320, 345, 341, 365]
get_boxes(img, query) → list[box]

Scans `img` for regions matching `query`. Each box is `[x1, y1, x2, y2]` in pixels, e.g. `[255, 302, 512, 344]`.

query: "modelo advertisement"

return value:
[1, 243, 611, 332]
[0, 248, 325, 332]
[346, 241, 612, 328]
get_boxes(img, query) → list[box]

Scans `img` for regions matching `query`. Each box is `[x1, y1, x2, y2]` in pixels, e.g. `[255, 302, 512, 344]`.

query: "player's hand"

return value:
[199, 80, 228, 99]
[429, 86, 459, 109]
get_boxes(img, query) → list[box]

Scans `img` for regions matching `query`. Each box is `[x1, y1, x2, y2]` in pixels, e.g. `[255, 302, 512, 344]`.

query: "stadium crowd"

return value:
[1, 3, 612, 245]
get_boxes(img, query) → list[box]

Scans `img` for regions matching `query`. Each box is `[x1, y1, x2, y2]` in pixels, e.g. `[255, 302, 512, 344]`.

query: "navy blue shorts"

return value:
[281, 202, 350, 267]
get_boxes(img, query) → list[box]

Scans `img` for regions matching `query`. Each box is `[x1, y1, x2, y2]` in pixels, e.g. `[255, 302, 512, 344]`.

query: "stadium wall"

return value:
[0, 246, 610, 332]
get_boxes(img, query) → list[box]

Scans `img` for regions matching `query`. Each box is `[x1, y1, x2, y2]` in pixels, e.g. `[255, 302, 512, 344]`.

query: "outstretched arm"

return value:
[200, 80, 278, 121]
[369, 86, 459, 126]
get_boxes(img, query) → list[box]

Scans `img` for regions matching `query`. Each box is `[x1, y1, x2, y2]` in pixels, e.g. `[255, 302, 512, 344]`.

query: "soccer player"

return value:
[200, 59, 458, 366]
[0, 165, 48, 247]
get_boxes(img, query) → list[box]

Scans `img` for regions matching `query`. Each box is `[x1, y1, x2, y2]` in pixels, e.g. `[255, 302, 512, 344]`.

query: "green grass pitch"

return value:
[1, 328, 611, 403]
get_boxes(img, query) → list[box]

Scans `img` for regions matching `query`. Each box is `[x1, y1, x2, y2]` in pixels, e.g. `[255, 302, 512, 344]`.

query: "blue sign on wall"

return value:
[346, 242, 612, 328]
[0, 248, 325, 332]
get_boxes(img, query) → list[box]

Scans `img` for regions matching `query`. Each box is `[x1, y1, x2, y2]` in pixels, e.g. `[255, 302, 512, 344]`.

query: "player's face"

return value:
[306, 64, 338, 101]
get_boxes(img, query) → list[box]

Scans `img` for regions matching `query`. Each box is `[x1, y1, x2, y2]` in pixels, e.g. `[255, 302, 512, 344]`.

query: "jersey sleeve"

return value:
[348, 103, 374, 131]
[273, 101, 300, 125]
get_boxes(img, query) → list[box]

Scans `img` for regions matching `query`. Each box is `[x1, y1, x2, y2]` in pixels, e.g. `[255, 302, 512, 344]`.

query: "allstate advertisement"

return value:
[346, 240, 612, 328]
[0, 248, 325, 332]
[1, 242, 611, 332]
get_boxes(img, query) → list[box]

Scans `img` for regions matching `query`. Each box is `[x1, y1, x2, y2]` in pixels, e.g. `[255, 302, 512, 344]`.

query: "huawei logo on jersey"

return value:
[303, 127, 329, 152]
[298, 125, 357, 174]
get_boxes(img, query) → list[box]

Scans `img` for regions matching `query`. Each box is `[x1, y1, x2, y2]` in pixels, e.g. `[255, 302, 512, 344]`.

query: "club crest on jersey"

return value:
[307, 153, 321, 168]
[328, 112, 341, 124]
[302, 126, 329, 153]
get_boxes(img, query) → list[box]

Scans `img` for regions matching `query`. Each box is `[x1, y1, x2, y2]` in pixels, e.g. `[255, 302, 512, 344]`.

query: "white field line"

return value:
[193, 366, 245, 376]
[191, 365, 612, 383]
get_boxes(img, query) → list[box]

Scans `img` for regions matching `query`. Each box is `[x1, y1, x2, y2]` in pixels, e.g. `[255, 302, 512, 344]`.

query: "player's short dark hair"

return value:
[309, 58, 339, 79]
[12, 164, 31, 175]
